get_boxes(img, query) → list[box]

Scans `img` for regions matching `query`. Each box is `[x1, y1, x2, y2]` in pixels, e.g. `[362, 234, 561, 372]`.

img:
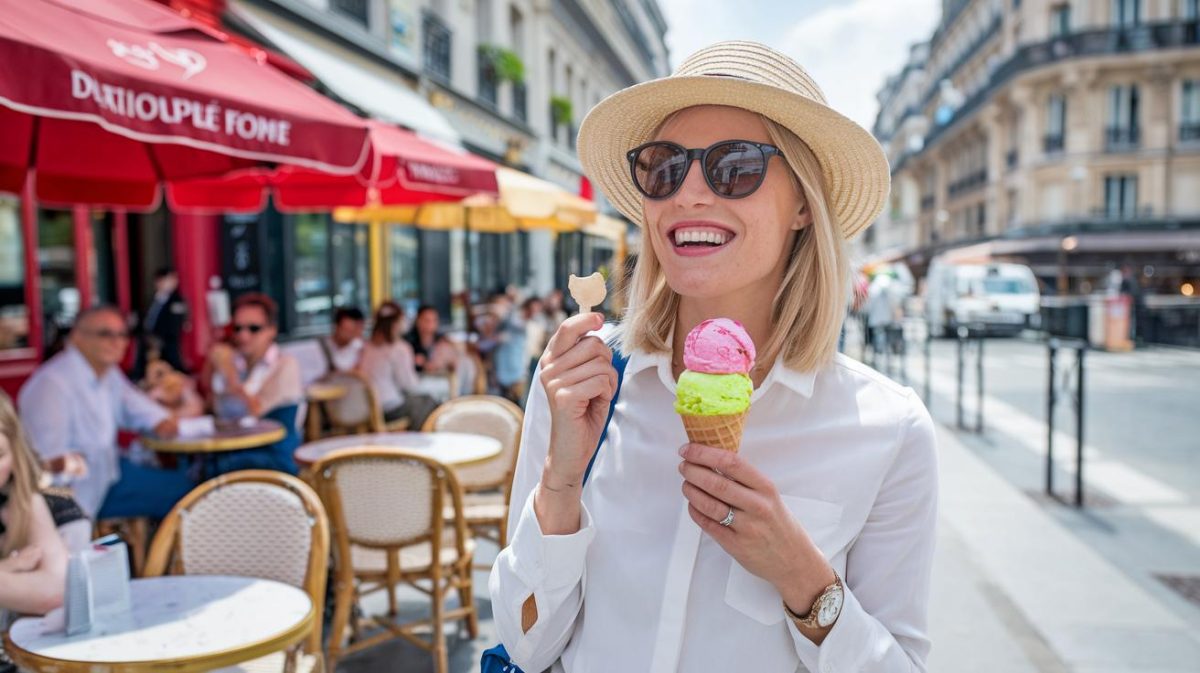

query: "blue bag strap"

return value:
[582, 344, 628, 487]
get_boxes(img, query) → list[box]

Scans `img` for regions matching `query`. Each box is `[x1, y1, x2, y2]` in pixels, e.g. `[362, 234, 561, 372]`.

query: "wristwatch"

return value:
[785, 571, 844, 629]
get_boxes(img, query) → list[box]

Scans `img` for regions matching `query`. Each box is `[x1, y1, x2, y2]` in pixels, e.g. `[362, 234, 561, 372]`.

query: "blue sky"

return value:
[656, 0, 941, 129]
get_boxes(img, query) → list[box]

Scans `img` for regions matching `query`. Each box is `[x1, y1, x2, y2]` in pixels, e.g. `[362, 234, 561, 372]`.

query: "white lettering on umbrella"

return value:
[407, 162, 460, 185]
[68, 68, 291, 147]
[107, 39, 207, 80]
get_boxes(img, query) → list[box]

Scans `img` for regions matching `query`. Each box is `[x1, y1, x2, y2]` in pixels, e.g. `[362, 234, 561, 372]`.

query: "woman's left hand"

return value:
[678, 442, 836, 613]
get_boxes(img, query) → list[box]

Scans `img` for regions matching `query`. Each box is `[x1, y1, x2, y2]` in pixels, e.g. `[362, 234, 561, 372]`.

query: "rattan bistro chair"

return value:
[311, 449, 478, 673]
[144, 470, 330, 673]
[421, 395, 523, 549]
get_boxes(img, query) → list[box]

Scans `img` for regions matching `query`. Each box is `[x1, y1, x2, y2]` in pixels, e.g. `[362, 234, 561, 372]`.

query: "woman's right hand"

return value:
[537, 312, 617, 499]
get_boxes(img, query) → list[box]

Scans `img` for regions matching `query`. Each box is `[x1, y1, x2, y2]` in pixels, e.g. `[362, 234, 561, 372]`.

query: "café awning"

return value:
[0, 0, 371, 210]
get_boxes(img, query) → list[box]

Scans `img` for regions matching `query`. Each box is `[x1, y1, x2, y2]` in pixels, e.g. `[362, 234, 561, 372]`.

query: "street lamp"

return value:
[1058, 235, 1079, 294]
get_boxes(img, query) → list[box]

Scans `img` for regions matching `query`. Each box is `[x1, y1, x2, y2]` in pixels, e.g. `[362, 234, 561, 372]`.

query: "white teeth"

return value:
[673, 229, 729, 246]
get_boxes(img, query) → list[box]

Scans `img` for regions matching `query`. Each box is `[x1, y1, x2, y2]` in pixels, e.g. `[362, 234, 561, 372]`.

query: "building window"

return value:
[1186, 0, 1200, 21]
[333, 0, 370, 27]
[422, 11, 452, 83]
[1112, 0, 1141, 27]
[1104, 175, 1138, 219]
[37, 209, 79, 353]
[289, 213, 333, 334]
[1107, 85, 1140, 149]
[0, 197, 29, 352]
[389, 226, 420, 315]
[1182, 80, 1200, 140]
[1051, 4, 1071, 37]
[1045, 94, 1066, 153]
[477, 49, 498, 107]
[331, 222, 370, 313]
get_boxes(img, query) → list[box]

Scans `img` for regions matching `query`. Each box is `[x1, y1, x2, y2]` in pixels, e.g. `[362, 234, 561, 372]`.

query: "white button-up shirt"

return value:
[490, 332, 938, 672]
[18, 346, 169, 518]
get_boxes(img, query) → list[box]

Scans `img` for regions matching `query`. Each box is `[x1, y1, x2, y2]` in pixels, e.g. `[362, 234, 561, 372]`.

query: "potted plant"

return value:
[478, 45, 525, 84]
[550, 95, 573, 127]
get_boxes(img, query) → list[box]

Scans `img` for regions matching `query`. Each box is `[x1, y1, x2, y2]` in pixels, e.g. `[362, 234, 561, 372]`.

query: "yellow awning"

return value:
[333, 167, 596, 233]
[581, 214, 628, 243]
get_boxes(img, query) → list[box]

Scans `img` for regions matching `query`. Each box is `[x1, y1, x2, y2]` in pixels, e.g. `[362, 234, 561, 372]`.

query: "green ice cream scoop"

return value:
[674, 371, 753, 416]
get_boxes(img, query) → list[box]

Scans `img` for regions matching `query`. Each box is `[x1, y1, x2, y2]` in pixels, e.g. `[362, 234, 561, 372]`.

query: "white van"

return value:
[925, 261, 1041, 336]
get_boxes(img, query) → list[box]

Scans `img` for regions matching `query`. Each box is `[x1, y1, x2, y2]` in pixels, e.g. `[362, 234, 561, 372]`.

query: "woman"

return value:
[0, 392, 67, 617]
[489, 42, 937, 672]
[405, 305, 457, 375]
[359, 302, 438, 428]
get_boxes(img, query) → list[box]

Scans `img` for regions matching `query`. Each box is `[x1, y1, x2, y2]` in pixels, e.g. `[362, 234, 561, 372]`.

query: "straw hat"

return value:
[577, 40, 890, 239]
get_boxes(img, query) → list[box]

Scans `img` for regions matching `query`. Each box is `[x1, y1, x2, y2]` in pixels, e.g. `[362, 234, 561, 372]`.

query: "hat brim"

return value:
[577, 75, 891, 239]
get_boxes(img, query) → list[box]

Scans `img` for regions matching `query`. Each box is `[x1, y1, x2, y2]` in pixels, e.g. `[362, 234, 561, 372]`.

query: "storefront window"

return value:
[290, 213, 332, 333]
[0, 197, 29, 351]
[90, 211, 118, 307]
[389, 226, 420, 316]
[37, 208, 78, 352]
[331, 222, 370, 312]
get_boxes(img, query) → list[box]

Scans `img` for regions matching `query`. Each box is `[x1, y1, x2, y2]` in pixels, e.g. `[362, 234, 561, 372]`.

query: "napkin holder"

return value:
[65, 538, 132, 635]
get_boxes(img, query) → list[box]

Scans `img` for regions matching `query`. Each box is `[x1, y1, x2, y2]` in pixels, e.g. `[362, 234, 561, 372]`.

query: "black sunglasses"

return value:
[80, 328, 130, 341]
[627, 140, 783, 200]
[233, 323, 267, 334]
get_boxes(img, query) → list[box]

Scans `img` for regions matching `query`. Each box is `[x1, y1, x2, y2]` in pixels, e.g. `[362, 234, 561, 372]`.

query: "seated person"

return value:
[319, 306, 365, 377]
[359, 302, 439, 429]
[405, 305, 458, 375]
[0, 392, 67, 618]
[18, 307, 191, 522]
[205, 293, 302, 475]
[141, 359, 205, 419]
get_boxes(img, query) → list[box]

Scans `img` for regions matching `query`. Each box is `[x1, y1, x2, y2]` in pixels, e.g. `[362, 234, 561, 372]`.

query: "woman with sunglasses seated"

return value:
[203, 293, 303, 475]
[490, 42, 936, 673]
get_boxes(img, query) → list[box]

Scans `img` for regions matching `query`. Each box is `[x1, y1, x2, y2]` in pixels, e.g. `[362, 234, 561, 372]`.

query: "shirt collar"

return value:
[63, 345, 107, 387]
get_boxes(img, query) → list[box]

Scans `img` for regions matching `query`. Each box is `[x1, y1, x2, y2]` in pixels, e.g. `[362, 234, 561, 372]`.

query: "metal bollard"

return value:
[1045, 338, 1088, 507]
[924, 320, 932, 406]
[955, 325, 984, 433]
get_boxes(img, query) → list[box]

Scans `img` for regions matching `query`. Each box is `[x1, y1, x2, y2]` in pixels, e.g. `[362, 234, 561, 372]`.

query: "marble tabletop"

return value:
[6, 576, 312, 672]
[294, 431, 502, 468]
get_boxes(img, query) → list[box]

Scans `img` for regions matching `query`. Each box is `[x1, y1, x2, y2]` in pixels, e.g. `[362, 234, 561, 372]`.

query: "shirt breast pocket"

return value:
[723, 496, 844, 626]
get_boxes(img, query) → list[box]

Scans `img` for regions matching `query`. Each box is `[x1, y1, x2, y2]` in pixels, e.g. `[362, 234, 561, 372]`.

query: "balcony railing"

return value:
[923, 21, 1200, 151]
[422, 12, 452, 83]
[477, 51, 498, 108]
[1105, 126, 1141, 150]
[513, 82, 528, 124]
[948, 170, 987, 198]
[1006, 149, 1018, 170]
[1044, 134, 1065, 154]
[1181, 122, 1200, 141]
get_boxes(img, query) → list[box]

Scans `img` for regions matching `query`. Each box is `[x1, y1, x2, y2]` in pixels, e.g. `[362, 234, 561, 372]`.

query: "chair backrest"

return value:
[310, 448, 469, 567]
[322, 370, 383, 433]
[454, 349, 487, 397]
[421, 395, 523, 492]
[143, 470, 329, 654]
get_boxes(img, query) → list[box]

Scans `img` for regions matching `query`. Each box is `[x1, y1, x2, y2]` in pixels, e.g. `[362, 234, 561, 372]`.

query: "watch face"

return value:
[817, 588, 844, 628]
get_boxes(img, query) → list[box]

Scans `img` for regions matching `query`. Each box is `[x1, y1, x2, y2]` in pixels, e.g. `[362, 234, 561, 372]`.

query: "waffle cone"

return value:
[681, 412, 747, 452]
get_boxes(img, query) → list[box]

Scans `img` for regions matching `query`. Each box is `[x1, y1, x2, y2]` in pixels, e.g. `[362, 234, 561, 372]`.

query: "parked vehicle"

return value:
[925, 261, 1041, 336]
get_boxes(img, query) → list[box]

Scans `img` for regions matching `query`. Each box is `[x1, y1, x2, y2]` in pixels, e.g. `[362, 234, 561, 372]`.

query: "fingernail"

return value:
[678, 444, 688, 457]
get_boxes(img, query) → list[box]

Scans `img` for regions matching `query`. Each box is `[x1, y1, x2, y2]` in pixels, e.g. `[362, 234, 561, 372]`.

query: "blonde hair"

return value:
[616, 114, 850, 373]
[0, 391, 42, 555]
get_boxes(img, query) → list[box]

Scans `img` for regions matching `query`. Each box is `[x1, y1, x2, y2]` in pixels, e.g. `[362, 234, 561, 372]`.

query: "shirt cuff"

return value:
[510, 486, 596, 591]
[788, 584, 875, 673]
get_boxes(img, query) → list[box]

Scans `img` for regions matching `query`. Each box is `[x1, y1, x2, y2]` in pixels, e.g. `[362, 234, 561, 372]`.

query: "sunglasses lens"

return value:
[705, 142, 767, 198]
[633, 144, 688, 198]
[235, 324, 264, 334]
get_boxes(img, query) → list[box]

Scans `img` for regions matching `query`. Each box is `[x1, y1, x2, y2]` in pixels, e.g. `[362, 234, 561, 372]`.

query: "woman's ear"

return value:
[792, 200, 813, 231]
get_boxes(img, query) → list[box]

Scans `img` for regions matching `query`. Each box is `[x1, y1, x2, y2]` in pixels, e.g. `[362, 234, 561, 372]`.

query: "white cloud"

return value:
[778, 0, 940, 128]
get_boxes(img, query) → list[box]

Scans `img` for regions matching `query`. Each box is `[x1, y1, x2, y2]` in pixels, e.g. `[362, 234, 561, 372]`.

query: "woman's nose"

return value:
[671, 157, 715, 208]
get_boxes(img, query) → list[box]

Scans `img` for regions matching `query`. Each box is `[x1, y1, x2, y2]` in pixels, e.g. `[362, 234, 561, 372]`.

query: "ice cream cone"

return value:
[681, 411, 747, 452]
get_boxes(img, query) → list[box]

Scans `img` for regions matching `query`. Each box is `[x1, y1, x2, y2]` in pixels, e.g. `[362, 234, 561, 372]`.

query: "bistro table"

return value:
[140, 418, 286, 454]
[4, 576, 314, 673]
[294, 431, 502, 470]
[304, 381, 348, 441]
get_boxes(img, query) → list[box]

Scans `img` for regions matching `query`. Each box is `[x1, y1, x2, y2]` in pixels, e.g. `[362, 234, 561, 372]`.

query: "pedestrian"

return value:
[489, 41, 937, 672]
[319, 306, 365, 376]
[18, 306, 192, 521]
[406, 305, 457, 375]
[489, 292, 528, 402]
[543, 288, 568, 333]
[135, 267, 188, 378]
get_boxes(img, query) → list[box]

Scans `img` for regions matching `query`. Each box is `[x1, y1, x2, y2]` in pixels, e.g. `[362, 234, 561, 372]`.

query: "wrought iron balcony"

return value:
[422, 12, 452, 83]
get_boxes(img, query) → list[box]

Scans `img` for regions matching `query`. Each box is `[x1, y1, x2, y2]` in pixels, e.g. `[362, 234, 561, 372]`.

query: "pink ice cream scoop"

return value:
[683, 318, 756, 375]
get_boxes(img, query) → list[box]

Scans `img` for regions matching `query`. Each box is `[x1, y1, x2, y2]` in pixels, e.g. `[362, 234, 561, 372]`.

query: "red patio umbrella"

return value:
[167, 122, 500, 213]
[0, 0, 371, 210]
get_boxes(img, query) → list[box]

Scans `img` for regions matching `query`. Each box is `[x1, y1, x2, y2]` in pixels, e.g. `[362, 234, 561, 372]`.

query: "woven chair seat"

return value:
[351, 536, 476, 574]
[213, 651, 321, 673]
[443, 491, 506, 524]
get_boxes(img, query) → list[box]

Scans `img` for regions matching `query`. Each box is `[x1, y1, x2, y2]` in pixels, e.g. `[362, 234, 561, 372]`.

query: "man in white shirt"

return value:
[319, 306, 365, 377]
[19, 306, 193, 520]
